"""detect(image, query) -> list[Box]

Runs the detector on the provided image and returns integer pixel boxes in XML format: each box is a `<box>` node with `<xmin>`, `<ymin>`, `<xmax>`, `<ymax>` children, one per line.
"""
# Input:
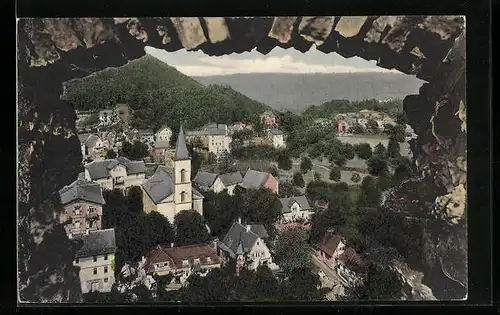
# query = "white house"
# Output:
<box><xmin>155</xmin><ymin>125</ymin><xmax>173</xmax><ymax>144</ymax></box>
<box><xmin>335</xmin><ymin>247</ymin><xmax>368</xmax><ymax>288</ymax></box>
<box><xmin>78</xmin><ymin>134</ymin><xmax>105</xmax><ymax>160</ymax></box>
<box><xmin>267</xmin><ymin>128</ymin><xmax>285</xmax><ymax>148</ymax></box>
<box><xmin>278</xmin><ymin>195</ymin><xmax>313</xmax><ymax>223</ymax></box>
<box><xmin>98</xmin><ymin>109</ymin><xmax>117</xmax><ymax>126</ymax></box>
<box><xmin>140</xmin><ymin>126</ymin><xmax>204</xmax><ymax>223</ymax></box>
<box><xmin>218</xmin><ymin>221</ymin><xmax>275</xmax><ymax>271</ymax></box>
<box><xmin>84</xmin><ymin>156</ymin><xmax>146</xmax><ymax>190</ymax></box>
<box><xmin>316</xmin><ymin>232</ymin><xmax>346</xmax><ymax>269</ymax></box>
<box><xmin>73</xmin><ymin>228</ymin><xmax>116</xmax><ymax>293</ymax></box>
<box><xmin>186</xmin><ymin>123</ymin><xmax>232</xmax><ymax>156</ymax></box>
<box><xmin>138</xmin><ymin>129</ymin><xmax>155</xmax><ymax>149</ymax></box>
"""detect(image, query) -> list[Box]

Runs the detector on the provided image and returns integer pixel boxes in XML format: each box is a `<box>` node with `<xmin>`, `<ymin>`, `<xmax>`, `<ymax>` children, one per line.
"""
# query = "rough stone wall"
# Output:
<box><xmin>17</xmin><ymin>16</ymin><xmax>466</xmax><ymax>301</ymax></box>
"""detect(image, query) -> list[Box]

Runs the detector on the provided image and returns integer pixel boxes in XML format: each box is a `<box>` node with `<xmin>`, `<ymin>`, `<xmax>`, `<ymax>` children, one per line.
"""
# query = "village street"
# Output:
<box><xmin>311</xmin><ymin>253</ymin><xmax>346</xmax><ymax>300</ymax></box>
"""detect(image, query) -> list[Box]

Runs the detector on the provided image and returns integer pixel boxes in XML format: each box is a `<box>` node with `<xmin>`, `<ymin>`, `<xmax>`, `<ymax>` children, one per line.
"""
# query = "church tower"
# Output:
<box><xmin>173</xmin><ymin>126</ymin><xmax>193</xmax><ymax>212</ymax></box>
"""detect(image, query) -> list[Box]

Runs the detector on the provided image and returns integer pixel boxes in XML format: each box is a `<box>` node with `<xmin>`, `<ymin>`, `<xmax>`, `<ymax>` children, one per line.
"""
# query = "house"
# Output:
<box><xmin>314</xmin><ymin>200</ymin><xmax>329</xmax><ymax>210</ymax></box>
<box><xmin>218</xmin><ymin>172</ymin><xmax>243</xmax><ymax>195</ymax></box>
<box><xmin>316</xmin><ymin>232</ymin><xmax>346</xmax><ymax>269</ymax></box>
<box><xmin>78</xmin><ymin>133</ymin><xmax>105</xmax><ymax>160</ymax></box>
<box><xmin>185</xmin><ymin>123</ymin><xmax>232</xmax><ymax>155</ymax></box>
<box><xmin>138</xmin><ymin>129</ymin><xmax>155</xmax><ymax>149</ymax></box>
<box><xmin>337</xmin><ymin>117</ymin><xmax>358</xmax><ymax>133</ymax></box>
<box><xmin>142</xmin><ymin>243</ymin><xmax>221</xmax><ymax>284</ymax></box>
<box><xmin>218</xmin><ymin>221</ymin><xmax>273</xmax><ymax>271</ymax></box>
<box><xmin>193</xmin><ymin>171</ymin><xmax>225</xmax><ymax>193</ymax></box>
<box><xmin>123</xmin><ymin>129</ymin><xmax>139</xmax><ymax>143</ymax></box>
<box><xmin>336</xmin><ymin>247</ymin><xmax>368</xmax><ymax>287</ymax></box>
<box><xmin>98</xmin><ymin>131</ymin><xmax>116</xmax><ymax>149</ymax></box>
<box><xmin>155</xmin><ymin>125</ymin><xmax>173</xmax><ymax>143</ymax></box>
<box><xmin>58</xmin><ymin>179</ymin><xmax>105</xmax><ymax>238</ymax></box>
<box><xmin>239</xmin><ymin>169</ymin><xmax>279</xmax><ymax>194</ymax></box>
<box><xmin>278</xmin><ymin>196</ymin><xmax>313</xmax><ymax>223</ymax></box>
<box><xmin>98</xmin><ymin>109</ymin><xmax>117</xmax><ymax>126</ymax></box>
<box><xmin>73</xmin><ymin>228</ymin><xmax>116</xmax><ymax>293</ymax></box>
<box><xmin>267</xmin><ymin>128</ymin><xmax>285</xmax><ymax>148</ymax></box>
<box><xmin>358</xmin><ymin>109</ymin><xmax>386</xmax><ymax>120</ymax></box>
<box><xmin>84</xmin><ymin>156</ymin><xmax>147</xmax><ymax>190</ymax></box>
<box><xmin>151</xmin><ymin>139</ymin><xmax>170</xmax><ymax>157</ymax></box>
<box><xmin>140</xmin><ymin>126</ymin><xmax>204</xmax><ymax>223</ymax></box>
<box><xmin>193</xmin><ymin>171</ymin><xmax>243</xmax><ymax>195</ymax></box>
<box><xmin>260</xmin><ymin>110</ymin><xmax>276</xmax><ymax>126</ymax></box>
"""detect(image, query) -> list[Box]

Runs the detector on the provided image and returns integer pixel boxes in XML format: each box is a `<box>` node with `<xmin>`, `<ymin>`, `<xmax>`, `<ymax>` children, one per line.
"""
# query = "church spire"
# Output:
<box><xmin>174</xmin><ymin>125</ymin><xmax>191</xmax><ymax>161</ymax></box>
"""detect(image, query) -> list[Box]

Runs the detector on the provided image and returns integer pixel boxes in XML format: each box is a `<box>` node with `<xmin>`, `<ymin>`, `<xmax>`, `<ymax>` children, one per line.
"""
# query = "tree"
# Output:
<box><xmin>357</xmin><ymin>176</ymin><xmax>381</xmax><ymax>208</ymax></box>
<box><xmin>126</xmin><ymin>186</ymin><xmax>143</xmax><ymax>213</ymax></box>
<box><xmin>354</xmin><ymin>143</ymin><xmax>372</xmax><ymax>160</ymax></box>
<box><xmin>313</xmin><ymin>171</ymin><xmax>322</xmax><ymax>181</ymax></box>
<box><xmin>203</xmin><ymin>191</ymin><xmax>240</xmax><ymax>238</ymax></box>
<box><xmin>283</xmin><ymin>268</ymin><xmax>325</xmax><ymax>301</ymax></box>
<box><xmin>330</xmin><ymin>153</ymin><xmax>347</xmax><ymax>167</ymax></box>
<box><xmin>217</xmin><ymin>151</ymin><xmax>236</xmax><ymax>173</ymax></box>
<box><xmin>274</xmin><ymin>228</ymin><xmax>312</xmax><ymax>276</ymax></box>
<box><xmin>241</xmin><ymin>188</ymin><xmax>282</xmax><ymax>230</ymax></box>
<box><xmin>106</xmin><ymin>149</ymin><xmax>117</xmax><ymax>159</ymax></box>
<box><xmin>342</xmin><ymin>143</ymin><xmax>356</xmax><ymax>160</ymax></box>
<box><xmin>329</xmin><ymin>167</ymin><xmax>341</xmax><ymax>181</ymax></box>
<box><xmin>254</xmin><ymin>265</ymin><xmax>281</xmax><ymax>300</ymax></box>
<box><xmin>390</xmin><ymin>125</ymin><xmax>406</xmax><ymax>142</ymax></box>
<box><xmin>292</xmin><ymin>172</ymin><xmax>305</xmax><ymax>188</ymax></box>
<box><xmin>102</xmin><ymin>189</ymin><xmax>126</xmax><ymax>229</ymax></box>
<box><xmin>143</xmin><ymin>211</ymin><xmax>175</xmax><ymax>252</ymax></box>
<box><xmin>350</xmin><ymin>124</ymin><xmax>365</xmax><ymax>134</ymax></box>
<box><xmin>346</xmin><ymin>265</ymin><xmax>403</xmax><ymax>300</ymax></box>
<box><xmin>277</xmin><ymin>151</ymin><xmax>293</xmax><ymax>171</ymax></box>
<box><xmin>300</xmin><ymin>156</ymin><xmax>313</xmax><ymax>173</ymax></box>
<box><xmin>367</xmin><ymin>156</ymin><xmax>389</xmax><ymax>177</ymax></box>
<box><xmin>391</xmin><ymin>157</ymin><xmax>413</xmax><ymax>185</ymax></box>
<box><xmin>278</xmin><ymin>182</ymin><xmax>302</xmax><ymax>198</ymax></box>
<box><xmin>174</xmin><ymin>210</ymin><xmax>210</xmax><ymax>246</ymax></box>
<box><xmin>373</xmin><ymin>143</ymin><xmax>387</xmax><ymax>158</ymax></box>
<box><xmin>396</xmin><ymin>112</ymin><xmax>408</xmax><ymax>126</ymax></box>
<box><xmin>366</xmin><ymin>119</ymin><xmax>379</xmax><ymax>134</ymax></box>
<box><xmin>387</xmin><ymin>138</ymin><xmax>401</xmax><ymax>158</ymax></box>
<box><xmin>120</xmin><ymin>141</ymin><xmax>149</xmax><ymax>160</ymax></box>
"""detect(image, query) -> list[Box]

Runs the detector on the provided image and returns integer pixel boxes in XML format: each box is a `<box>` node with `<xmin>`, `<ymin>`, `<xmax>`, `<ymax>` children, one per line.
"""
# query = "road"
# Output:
<box><xmin>311</xmin><ymin>254</ymin><xmax>346</xmax><ymax>300</ymax></box>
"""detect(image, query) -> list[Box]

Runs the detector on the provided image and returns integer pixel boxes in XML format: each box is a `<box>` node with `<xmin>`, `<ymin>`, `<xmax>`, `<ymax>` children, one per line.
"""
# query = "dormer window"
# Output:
<box><xmin>182</xmin><ymin>260</ymin><xmax>189</xmax><ymax>267</ymax></box>
<box><xmin>206</xmin><ymin>256</ymin><xmax>211</xmax><ymax>263</ymax></box>
<box><xmin>193</xmin><ymin>258</ymin><xmax>200</xmax><ymax>265</ymax></box>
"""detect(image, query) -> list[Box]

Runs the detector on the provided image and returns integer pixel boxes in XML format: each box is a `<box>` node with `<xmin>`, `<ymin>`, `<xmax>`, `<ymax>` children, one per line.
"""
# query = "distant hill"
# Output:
<box><xmin>62</xmin><ymin>55</ymin><xmax>271</xmax><ymax>132</ymax></box>
<box><xmin>193</xmin><ymin>73</ymin><xmax>424</xmax><ymax>113</ymax></box>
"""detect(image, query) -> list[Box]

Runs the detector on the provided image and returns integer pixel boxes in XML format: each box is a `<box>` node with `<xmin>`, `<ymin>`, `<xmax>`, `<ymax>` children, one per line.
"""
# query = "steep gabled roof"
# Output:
<box><xmin>279</xmin><ymin>196</ymin><xmax>311</xmax><ymax>214</ymax></box>
<box><xmin>74</xmin><ymin>228</ymin><xmax>116</xmax><ymax>258</ymax></box>
<box><xmin>239</xmin><ymin>169</ymin><xmax>270</xmax><ymax>190</ymax></box>
<box><xmin>218</xmin><ymin>222</ymin><xmax>268</xmax><ymax>258</ymax></box>
<box><xmin>317</xmin><ymin>232</ymin><xmax>342</xmax><ymax>257</ymax></box>
<box><xmin>141</xmin><ymin>166</ymin><xmax>175</xmax><ymax>203</ymax></box>
<box><xmin>84</xmin><ymin>157</ymin><xmax>146</xmax><ymax>180</ymax></box>
<box><xmin>218</xmin><ymin>172</ymin><xmax>243</xmax><ymax>186</ymax></box>
<box><xmin>174</xmin><ymin>126</ymin><xmax>191</xmax><ymax>161</ymax></box>
<box><xmin>269</xmin><ymin>128</ymin><xmax>283</xmax><ymax>136</ymax></box>
<box><xmin>193</xmin><ymin>171</ymin><xmax>218</xmax><ymax>188</ymax></box>
<box><xmin>58</xmin><ymin>179</ymin><xmax>105</xmax><ymax>205</ymax></box>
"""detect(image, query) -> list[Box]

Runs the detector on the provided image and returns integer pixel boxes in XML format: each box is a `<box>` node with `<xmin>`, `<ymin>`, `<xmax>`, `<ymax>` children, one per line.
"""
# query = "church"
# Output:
<box><xmin>140</xmin><ymin>126</ymin><xmax>204</xmax><ymax>223</ymax></box>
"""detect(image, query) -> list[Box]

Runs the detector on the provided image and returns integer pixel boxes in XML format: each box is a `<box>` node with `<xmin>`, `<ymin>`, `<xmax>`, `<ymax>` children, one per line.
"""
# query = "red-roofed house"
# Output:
<box><xmin>315</xmin><ymin>232</ymin><xmax>346</xmax><ymax>269</ymax></box>
<box><xmin>142</xmin><ymin>243</ymin><xmax>221</xmax><ymax>284</ymax></box>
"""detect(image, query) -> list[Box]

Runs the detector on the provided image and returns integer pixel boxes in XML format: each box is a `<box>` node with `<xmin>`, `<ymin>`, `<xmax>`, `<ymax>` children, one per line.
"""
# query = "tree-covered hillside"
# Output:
<box><xmin>303</xmin><ymin>98</ymin><xmax>403</xmax><ymax>119</ymax></box>
<box><xmin>62</xmin><ymin>55</ymin><xmax>271</xmax><ymax>131</ymax></box>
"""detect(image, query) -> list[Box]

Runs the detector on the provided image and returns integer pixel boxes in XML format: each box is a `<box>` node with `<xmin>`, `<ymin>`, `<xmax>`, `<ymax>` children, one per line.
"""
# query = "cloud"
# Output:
<box><xmin>145</xmin><ymin>46</ymin><xmax>401</xmax><ymax>76</ymax></box>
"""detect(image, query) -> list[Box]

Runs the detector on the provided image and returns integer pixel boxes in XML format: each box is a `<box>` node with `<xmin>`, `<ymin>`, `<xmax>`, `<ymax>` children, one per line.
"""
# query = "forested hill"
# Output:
<box><xmin>302</xmin><ymin>98</ymin><xmax>404</xmax><ymax>119</ymax></box>
<box><xmin>62</xmin><ymin>55</ymin><xmax>271</xmax><ymax>132</ymax></box>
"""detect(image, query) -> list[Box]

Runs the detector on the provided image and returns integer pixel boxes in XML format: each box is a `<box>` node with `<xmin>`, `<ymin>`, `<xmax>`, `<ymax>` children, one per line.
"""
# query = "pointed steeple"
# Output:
<box><xmin>174</xmin><ymin>125</ymin><xmax>191</xmax><ymax>161</ymax></box>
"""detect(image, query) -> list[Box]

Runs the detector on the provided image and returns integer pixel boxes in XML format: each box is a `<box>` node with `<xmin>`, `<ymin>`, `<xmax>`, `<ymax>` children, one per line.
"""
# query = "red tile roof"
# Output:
<box><xmin>317</xmin><ymin>233</ymin><xmax>342</xmax><ymax>256</ymax></box>
<box><xmin>144</xmin><ymin>243</ymin><xmax>220</xmax><ymax>273</ymax></box>
<box><xmin>338</xmin><ymin>247</ymin><xmax>365</xmax><ymax>269</ymax></box>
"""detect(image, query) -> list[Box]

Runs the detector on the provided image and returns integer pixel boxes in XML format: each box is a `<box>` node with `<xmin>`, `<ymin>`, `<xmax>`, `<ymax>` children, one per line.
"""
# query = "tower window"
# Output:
<box><xmin>181</xmin><ymin>191</ymin><xmax>186</xmax><ymax>203</ymax></box>
<box><xmin>181</xmin><ymin>169</ymin><xmax>187</xmax><ymax>182</ymax></box>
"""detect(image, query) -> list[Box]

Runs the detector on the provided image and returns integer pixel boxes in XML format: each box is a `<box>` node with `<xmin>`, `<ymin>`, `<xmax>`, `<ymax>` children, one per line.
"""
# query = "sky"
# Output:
<box><xmin>145</xmin><ymin>46</ymin><xmax>401</xmax><ymax>77</ymax></box>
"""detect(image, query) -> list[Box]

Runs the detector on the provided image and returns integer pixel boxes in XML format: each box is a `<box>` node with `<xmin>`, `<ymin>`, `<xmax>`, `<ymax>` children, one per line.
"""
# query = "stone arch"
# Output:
<box><xmin>17</xmin><ymin>16</ymin><xmax>468</xmax><ymax>301</ymax></box>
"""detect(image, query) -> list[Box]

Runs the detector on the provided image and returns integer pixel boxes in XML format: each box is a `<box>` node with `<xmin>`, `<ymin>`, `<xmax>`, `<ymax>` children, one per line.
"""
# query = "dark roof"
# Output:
<box><xmin>317</xmin><ymin>233</ymin><xmax>342</xmax><ymax>256</ymax></box>
<box><xmin>85</xmin><ymin>134</ymin><xmax>101</xmax><ymax>149</ymax></box>
<box><xmin>239</xmin><ymin>169</ymin><xmax>270</xmax><ymax>190</ymax></box>
<box><xmin>174</xmin><ymin>126</ymin><xmax>191</xmax><ymax>161</ymax></box>
<box><xmin>154</xmin><ymin>139</ymin><xmax>170</xmax><ymax>149</ymax></box>
<box><xmin>78</xmin><ymin>133</ymin><xmax>91</xmax><ymax>144</ymax></box>
<box><xmin>144</xmin><ymin>244</ymin><xmax>220</xmax><ymax>273</ymax></box>
<box><xmin>141</xmin><ymin>166</ymin><xmax>175</xmax><ymax>203</ymax></box>
<box><xmin>59</xmin><ymin>179</ymin><xmax>105</xmax><ymax>205</ymax></box>
<box><xmin>218</xmin><ymin>222</ymin><xmax>268</xmax><ymax>258</ymax></box>
<box><xmin>218</xmin><ymin>172</ymin><xmax>243</xmax><ymax>186</ymax></box>
<box><xmin>193</xmin><ymin>171</ymin><xmax>218</xmax><ymax>188</ymax></box>
<box><xmin>338</xmin><ymin>247</ymin><xmax>367</xmax><ymax>273</ymax></box>
<box><xmin>192</xmin><ymin>187</ymin><xmax>204</xmax><ymax>199</ymax></box>
<box><xmin>279</xmin><ymin>196</ymin><xmax>311</xmax><ymax>214</ymax></box>
<box><xmin>138</xmin><ymin>129</ymin><xmax>154</xmax><ymax>135</ymax></box>
<box><xmin>75</xmin><ymin>228</ymin><xmax>116</xmax><ymax>258</ymax></box>
<box><xmin>186</xmin><ymin>123</ymin><xmax>228</xmax><ymax>136</ymax></box>
<box><xmin>84</xmin><ymin>157</ymin><xmax>146</xmax><ymax>180</ymax></box>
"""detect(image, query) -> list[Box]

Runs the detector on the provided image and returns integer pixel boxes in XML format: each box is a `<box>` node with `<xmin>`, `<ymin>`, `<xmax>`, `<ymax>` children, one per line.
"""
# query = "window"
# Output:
<box><xmin>206</xmin><ymin>256</ymin><xmax>211</xmax><ymax>263</ymax></box>
<box><xmin>104</xmin><ymin>254</ymin><xmax>108</xmax><ymax>261</ymax></box>
<box><xmin>180</xmin><ymin>191</ymin><xmax>186</xmax><ymax>203</ymax></box>
<box><xmin>194</xmin><ymin>258</ymin><xmax>200</xmax><ymax>265</ymax></box>
<box><xmin>104</xmin><ymin>266</ymin><xmax>108</xmax><ymax>274</ymax></box>
<box><xmin>75</xmin><ymin>258</ymin><xmax>79</xmax><ymax>264</ymax></box>
<box><xmin>104</xmin><ymin>278</ymin><xmax>108</xmax><ymax>283</ymax></box>
<box><xmin>88</xmin><ymin>206</ymin><xmax>95</xmax><ymax>214</ymax></box>
<box><xmin>93</xmin><ymin>268</ymin><xmax>97</xmax><ymax>275</ymax></box>
<box><xmin>163</xmin><ymin>262</ymin><xmax>169</xmax><ymax>267</ymax></box>
<box><xmin>257</xmin><ymin>241</ymin><xmax>259</xmax><ymax>245</ymax></box>
<box><xmin>180</xmin><ymin>169</ymin><xmax>187</xmax><ymax>182</ymax></box>
<box><xmin>93</xmin><ymin>256</ymin><xmax>97</xmax><ymax>262</ymax></box>
<box><xmin>74</xmin><ymin>221</ymin><xmax>80</xmax><ymax>229</ymax></box>
<box><xmin>182</xmin><ymin>260</ymin><xmax>189</xmax><ymax>267</ymax></box>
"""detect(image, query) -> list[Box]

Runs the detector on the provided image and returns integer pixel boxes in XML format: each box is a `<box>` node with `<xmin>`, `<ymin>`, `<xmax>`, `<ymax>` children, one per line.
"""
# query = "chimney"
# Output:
<box><xmin>170</xmin><ymin>243</ymin><xmax>174</xmax><ymax>248</ymax></box>
<box><xmin>246</xmin><ymin>225</ymin><xmax>251</xmax><ymax>232</ymax></box>
<box><xmin>238</xmin><ymin>217</ymin><xmax>242</xmax><ymax>224</ymax></box>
